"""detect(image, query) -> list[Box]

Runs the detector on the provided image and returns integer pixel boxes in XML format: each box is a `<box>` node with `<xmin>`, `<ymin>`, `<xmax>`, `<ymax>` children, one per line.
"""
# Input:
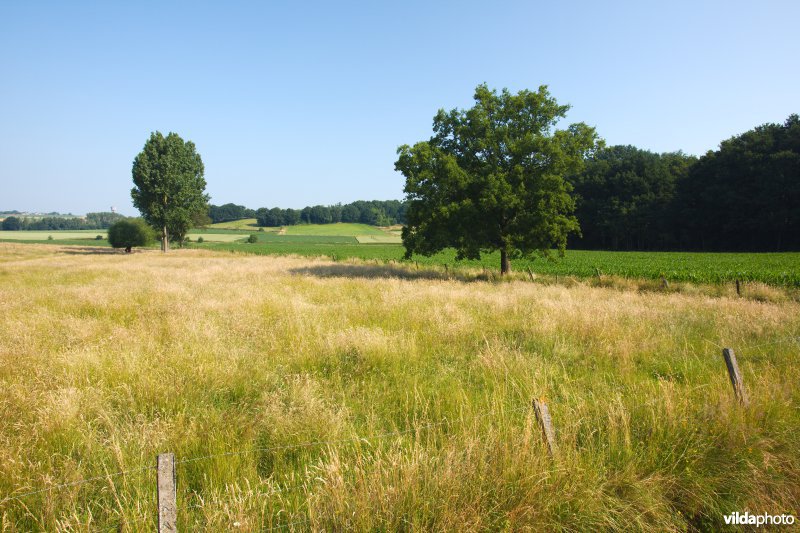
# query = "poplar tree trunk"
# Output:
<box><xmin>500</xmin><ymin>249</ymin><xmax>511</xmax><ymax>275</ymax></box>
<box><xmin>161</xmin><ymin>225</ymin><xmax>169</xmax><ymax>252</ymax></box>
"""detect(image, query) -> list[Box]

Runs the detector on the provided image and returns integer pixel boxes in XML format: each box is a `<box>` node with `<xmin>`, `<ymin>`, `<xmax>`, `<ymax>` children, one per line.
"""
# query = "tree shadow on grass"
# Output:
<box><xmin>60</xmin><ymin>246</ymin><xmax>132</xmax><ymax>255</ymax></box>
<box><xmin>289</xmin><ymin>262</ymin><xmax>485</xmax><ymax>282</ymax></box>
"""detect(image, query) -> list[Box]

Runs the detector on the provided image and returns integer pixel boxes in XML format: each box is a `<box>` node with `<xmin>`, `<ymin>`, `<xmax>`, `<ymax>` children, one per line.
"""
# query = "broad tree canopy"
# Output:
<box><xmin>395</xmin><ymin>84</ymin><xmax>601</xmax><ymax>274</ymax></box>
<box><xmin>131</xmin><ymin>132</ymin><xmax>209</xmax><ymax>252</ymax></box>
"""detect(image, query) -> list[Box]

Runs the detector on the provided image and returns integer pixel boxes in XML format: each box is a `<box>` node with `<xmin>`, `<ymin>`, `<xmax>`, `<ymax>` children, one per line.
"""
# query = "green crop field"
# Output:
<box><xmin>251</xmin><ymin>233</ymin><xmax>359</xmax><ymax>244</ymax></box>
<box><xmin>284</xmin><ymin>223</ymin><xmax>389</xmax><ymax>236</ymax></box>
<box><xmin>207</xmin><ymin>218</ymin><xmax>262</xmax><ymax>230</ymax></box>
<box><xmin>355</xmin><ymin>234</ymin><xmax>403</xmax><ymax>244</ymax></box>
<box><xmin>187</xmin><ymin>233</ymin><xmax>250</xmax><ymax>242</ymax></box>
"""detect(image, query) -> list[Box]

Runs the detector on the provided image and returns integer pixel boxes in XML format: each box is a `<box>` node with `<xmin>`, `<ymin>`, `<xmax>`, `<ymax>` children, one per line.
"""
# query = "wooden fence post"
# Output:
<box><xmin>722</xmin><ymin>348</ymin><xmax>749</xmax><ymax>406</ymax></box>
<box><xmin>532</xmin><ymin>399</ymin><xmax>557</xmax><ymax>457</ymax></box>
<box><xmin>527</xmin><ymin>267</ymin><xmax>535</xmax><ymax>282</ymax></box>
<box><xmin>157</xmin><ymin>453</ymin><xmax>177</xmax><ymax>533</ymax></box>
<box><xmin>736</xmin><ymin>279</ymin><xmax>741</xmax><ymax>296</ymax></box>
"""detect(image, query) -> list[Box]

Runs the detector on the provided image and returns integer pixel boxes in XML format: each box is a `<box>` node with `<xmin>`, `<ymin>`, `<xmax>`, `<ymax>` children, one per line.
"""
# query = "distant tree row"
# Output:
<box><xmin>207</xmin><ymin>200</ymin><xmax>407</xmax><ymax>227</ymax></box>
<box><xmin>257</xmin><ymin>200</ymin><xmax>406</xmax><ymax>227</ymax></box>
<box><xmin>1</xmin><ymin>212</ymin><xmax>125</xmax><ymax>231</ymax></box>
<box><xmin>208</xmin><ymin>203</ymin><xmax>257</xmax><ymax>223</ymax></box>
<box><xmin>568</xmin><ymin>114</ymin><xmax>799</xmax><ymax>252</ymax></box>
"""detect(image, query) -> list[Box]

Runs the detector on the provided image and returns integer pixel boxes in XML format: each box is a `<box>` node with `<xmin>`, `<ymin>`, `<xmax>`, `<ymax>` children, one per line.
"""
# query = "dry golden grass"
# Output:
<box><xmin>0</xmin><ymin>243</ymin><xmax>798</xmax><ymax>531</ymax></box>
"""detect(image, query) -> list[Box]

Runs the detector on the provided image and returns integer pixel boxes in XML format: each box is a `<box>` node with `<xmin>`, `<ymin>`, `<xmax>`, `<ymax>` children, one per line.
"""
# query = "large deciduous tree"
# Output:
<box><xmin>395</xmin><ymin>84</ymin><xmax>601</xmax><ymax>274</ymax></box>
<box><xmin>131</xmin><ymin>132</ymin><xmax>209</xmax><ymax>252</ymax></box>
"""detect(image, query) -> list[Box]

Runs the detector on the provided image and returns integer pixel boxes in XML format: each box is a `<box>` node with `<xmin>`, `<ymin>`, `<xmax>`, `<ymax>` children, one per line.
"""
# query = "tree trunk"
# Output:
<box><xmin>161</xmin><ymin>225</ymin><xmax>169</xmax><ymax>253</ymax></box>
<box><xmin>500</xmin><ymin>249</ymin><xmax>511</xmax><ymax>275</ymax></box>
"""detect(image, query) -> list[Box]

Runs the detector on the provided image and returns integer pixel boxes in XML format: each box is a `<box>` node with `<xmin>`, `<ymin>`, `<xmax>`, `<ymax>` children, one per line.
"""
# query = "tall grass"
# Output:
<box><xmin>0</xmin><ymin>243</ymin><xmax>797</xmax><ymax>531</ymax></box>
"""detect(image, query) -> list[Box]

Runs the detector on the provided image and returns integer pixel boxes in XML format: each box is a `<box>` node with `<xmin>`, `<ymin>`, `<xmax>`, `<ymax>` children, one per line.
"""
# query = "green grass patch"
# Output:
<box><xmin>250</xmin><ymin>233</ymin><xmax>359</xmax><ymax>244</ymax></box>
<box><xmin>284</xmin><ymin>223</ymin><xmax>388</xmax><ymax>236</ymax></box>
<box><xmin>207</xmin><ymin>218</ymin><xmax>262</xmax><ymax>230</ymax></box>
<box><xmin>355</xmin><ymin>234</ymin><xmax>403</xmax><ymax>244</ymax></box>
<box><xmin>0</xmin><ymin>230</ymin><xmax>107</xmax><ymax>240</ymax></box>
<box><xmin>187</xmin><ymin>233</ymin><xmax>249</xmax><ymax>243</ymax></box>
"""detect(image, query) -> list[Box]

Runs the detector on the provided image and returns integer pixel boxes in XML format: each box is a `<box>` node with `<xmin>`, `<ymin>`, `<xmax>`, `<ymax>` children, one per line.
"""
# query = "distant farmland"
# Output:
<box><xmin>2</xmin><ymin>222</ymin><xmax>798</xmax><ymax>286</ymax></box>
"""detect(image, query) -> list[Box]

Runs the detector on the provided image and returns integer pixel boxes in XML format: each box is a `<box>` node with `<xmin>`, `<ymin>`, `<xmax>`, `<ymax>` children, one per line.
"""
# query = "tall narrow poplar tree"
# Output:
<box><xmin>131</xmin><ymin>132</ymin><xmax>209</xmax><ymax>252</ymax></box>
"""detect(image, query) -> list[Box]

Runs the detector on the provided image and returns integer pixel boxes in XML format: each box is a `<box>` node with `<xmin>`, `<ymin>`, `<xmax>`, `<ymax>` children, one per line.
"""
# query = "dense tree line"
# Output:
<box><xmin>568</xmin><ymin>146</ymin><xmax>696</xmax><ymax>250</ymax></box>
<box><xmin>677</xmin><ymin>114</ymin><xmax>799</xmax><ymax>251</ymax></box>
<box><xmin>1</xmin><ymin>212</ymin><xmax>125</xmax><ymax>231</ymax></box>
<box><xmin>208</xmin><ymin>203</ymin><xmax>256</xmax><ymax>223</ymax></box>
<box><xmin>207</xmin><ymin>200</ymin><xmax>407</xmax><ymax>227</ymax></box>
<box><xmin>569</xmin><ymin>115</ymin><xmax>799</xmax><ymax>252</ymax></box>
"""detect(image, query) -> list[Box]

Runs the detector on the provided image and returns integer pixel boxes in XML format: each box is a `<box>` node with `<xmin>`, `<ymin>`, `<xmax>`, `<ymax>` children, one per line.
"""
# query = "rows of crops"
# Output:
<box><xmin>196</xmin><ymin>241</ymin><xmax>800</xmax><ymax>287</ymax></box>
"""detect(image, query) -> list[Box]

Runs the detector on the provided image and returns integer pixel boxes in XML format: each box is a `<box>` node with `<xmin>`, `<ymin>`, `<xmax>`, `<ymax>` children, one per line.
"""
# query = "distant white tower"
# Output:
<box><xmin>111</xmin><ymin>206</ymin><xmax>116</xmax><ymax>214</ymax></box>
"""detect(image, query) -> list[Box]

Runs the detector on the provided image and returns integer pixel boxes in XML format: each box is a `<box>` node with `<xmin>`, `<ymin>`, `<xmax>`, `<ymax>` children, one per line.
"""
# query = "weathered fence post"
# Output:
<box><xmin>157</xmin><ymin>453</ymin><xmax>177</xmax><ymax>533</ymax></box>
<box><xmin>532</xmin><ymin>398</ymin><xmax>557</xmax><ymax>457</ymax></box>
<box><xmin>736</xmin><ymin>279</ymin><xmax>741</xmax><ymax>296</ymax></box>
<box><xmin>527</xmin><ymin>267</ymin><xmax>535</xmax><ymax>282</ymax></box>
<box><xmin>722</xmin><ymin>348</ymin><xmax>749</xmax><ymax>406</ymax></box>
<box><xmin>661</xmin><ymin>276</ymin><xmax>669</xmax><ymax>289</ymax></box>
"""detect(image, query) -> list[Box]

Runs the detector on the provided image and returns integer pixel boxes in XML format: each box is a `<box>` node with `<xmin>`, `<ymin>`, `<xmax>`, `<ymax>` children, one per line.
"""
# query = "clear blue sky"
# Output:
<box><xmin>1</xmin><ymin>1</ymin><xmax>798</xmax><ymax>216</ymax></box>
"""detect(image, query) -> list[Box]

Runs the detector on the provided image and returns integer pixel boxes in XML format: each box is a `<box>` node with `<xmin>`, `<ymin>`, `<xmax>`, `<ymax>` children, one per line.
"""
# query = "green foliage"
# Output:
<box><xmin>253</xmin><ymin>200</ymin><xmax>406</xmax><ymax>228</ymax></box>
<box><xmin>131</xmin><ymin>131</ymin><xmax>209</xmax><ymax>251</ymax></box>
<box><xmin>678</xmin><ymin>114</ymin><xmax>800</xmax><ymax>251</ymax></box>
<box><xmin>197</xmin><ymin>236</ymin><xmax>204</xmax><ymax>243</ymax></box>
<box><xmin>396</xmin><ymin>84</ymin><xmax>601</xmax><ymax>273</ymax></box>
<box><xmin>1</xmin><ymin>212</ymin><xmax>123</xmax><ymax>231</ymax></box>
<box><xmin>107</xmin><ymin>218</ymin><xmax>155</xmax><ymax>251</ymax></box>
<box><xmin>208</xmin><ymin>203</ymin><xmax>256</xmax><ymax>223</ymax></box>
<box><xmin>569</xmin><ymin>146</ymin><xmax>696</xmax><ymax>250</ymax></box>
<box><xmin>247</xmin><ymin>234</ymin><xmax>258</xmax><ymax>243</ymax></box>
<box><xmin>95</xmin><ymin>235</ymin><xmax>104</xmax><ymax>240</ymax></box>
<box><xmin>1</xmin><ymin>216</ymin><xmax>21</xmax><ymax>230</ymax></box>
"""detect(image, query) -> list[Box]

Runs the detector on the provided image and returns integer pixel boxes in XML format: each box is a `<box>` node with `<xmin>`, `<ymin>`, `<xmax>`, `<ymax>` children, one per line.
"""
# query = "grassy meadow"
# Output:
<box><xmin>0</xmin><ymin>242</ymin><xmax>798</xmax><ymax>531</ymax></box>
<box><xmin>207</xmin><ymin>218</ymin><xmax>262</xmax><ymax>230</ymax></box>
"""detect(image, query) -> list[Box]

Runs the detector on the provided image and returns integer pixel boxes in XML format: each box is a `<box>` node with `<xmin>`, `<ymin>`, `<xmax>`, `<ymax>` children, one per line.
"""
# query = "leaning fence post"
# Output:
<box><xmin>532</xmin><ymin>398</ymin><xmax>557</xmax><ymax>457</ymax></box>
<box><xmin>157</xmin><ymin>453</ymin><xmax>177</xmax><ymax>533</ymax></box>
<box><xmin>527</xmin><ymin>267</ymin><xmax>535</xmax><ymax>282</ymax></box>
<box><xmin>722</xmin><ymin>348</ymin><xmax>749</xmax><ymax>406</ymax></box>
